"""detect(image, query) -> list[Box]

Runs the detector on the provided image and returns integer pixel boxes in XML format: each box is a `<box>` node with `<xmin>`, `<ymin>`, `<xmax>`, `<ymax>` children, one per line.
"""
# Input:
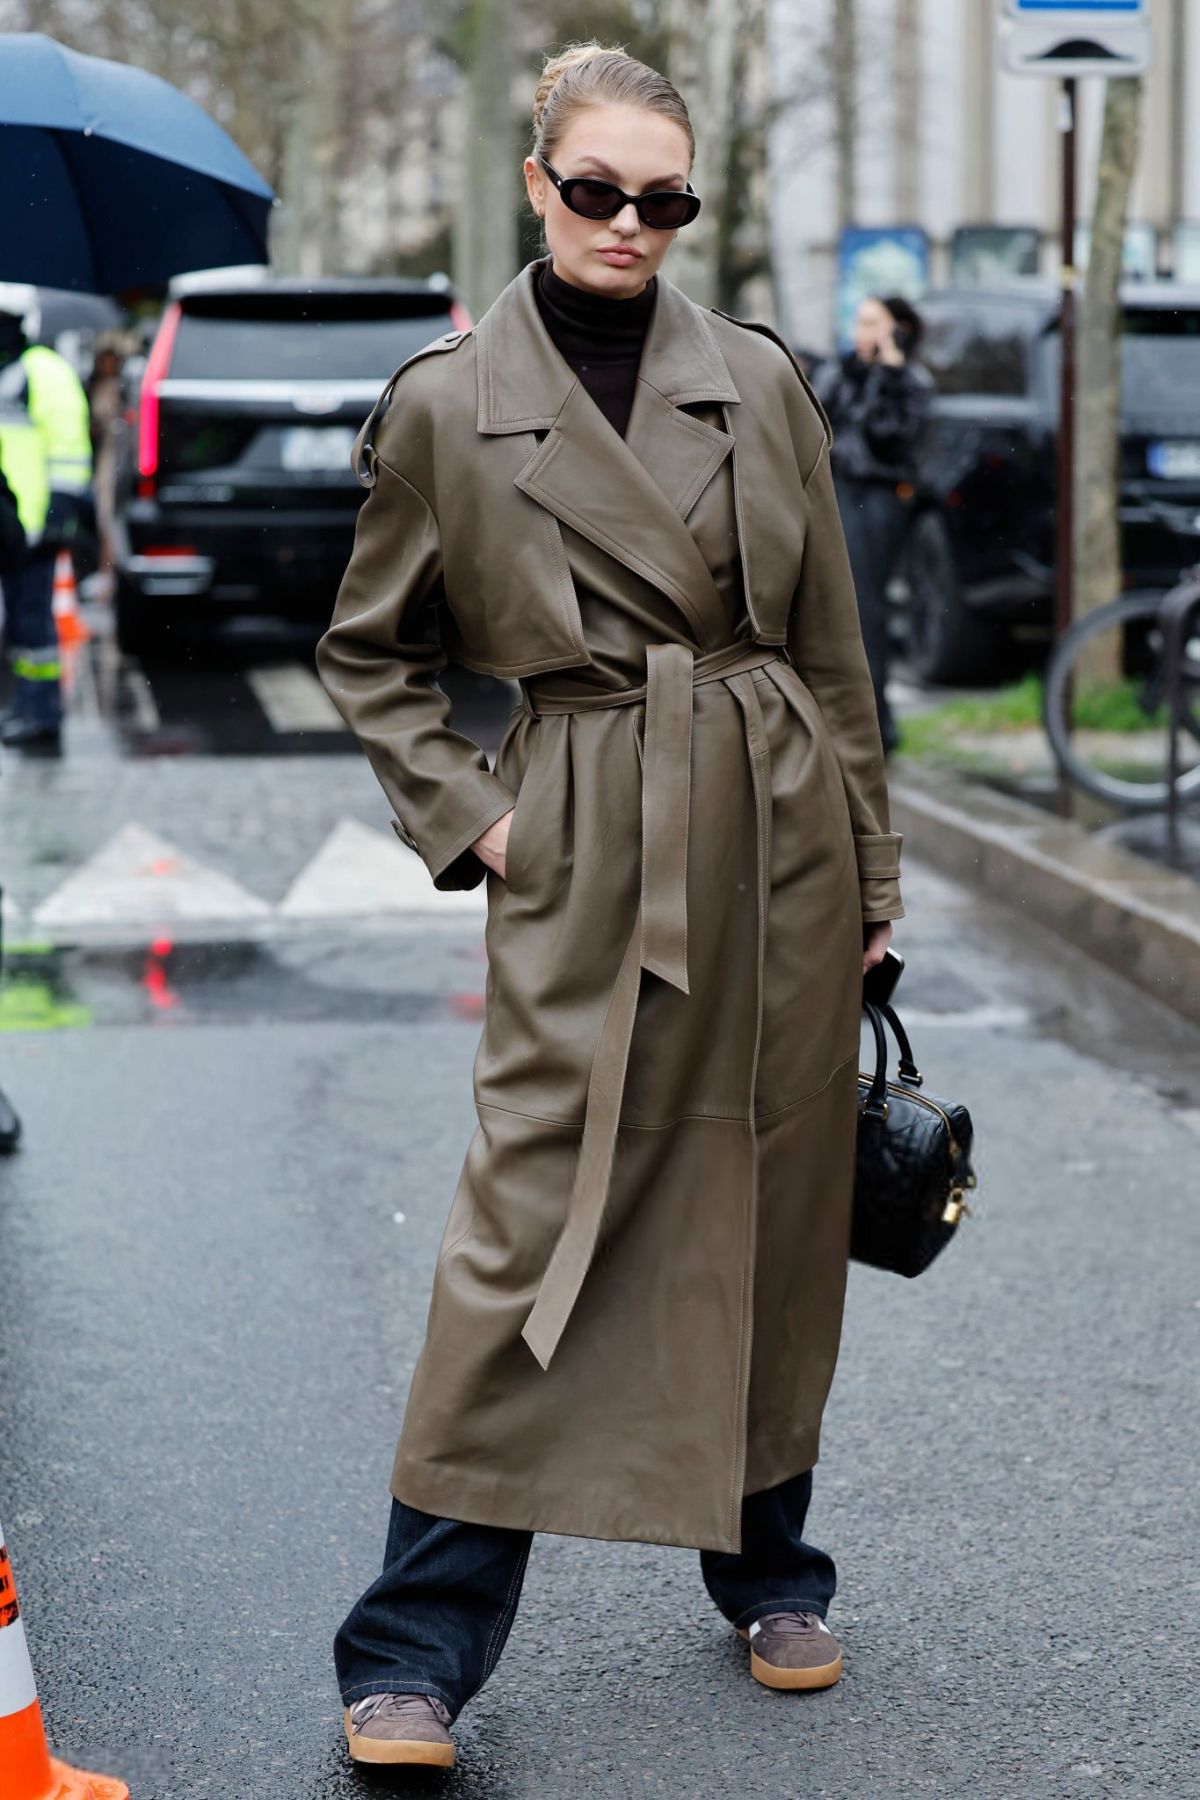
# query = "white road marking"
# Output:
<box><xmin>33</xmin><ymin>823</ymin><xmax>271</xmax><ymax>935</ymax></box>
<box><xmin>245</xmin><ymin>663</ymin><xmax>347</xmax><ymax>734</ymax></box>
<box><xmin>279</xmin><ymin>819</ymin><xmax>486</xmax><ymax>918</ymax></box>
<box><xmin>124</xmin><ymin>663</ymin><xmax>161</xmax><ymax>731</ymax></box>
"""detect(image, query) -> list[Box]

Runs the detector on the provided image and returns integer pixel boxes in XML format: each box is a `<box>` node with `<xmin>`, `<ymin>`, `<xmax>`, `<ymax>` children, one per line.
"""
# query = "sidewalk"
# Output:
<box><xmin>887</xmin><ymin>756</ymin><xmax>1200</xmax><ymax>1030</ymax></box>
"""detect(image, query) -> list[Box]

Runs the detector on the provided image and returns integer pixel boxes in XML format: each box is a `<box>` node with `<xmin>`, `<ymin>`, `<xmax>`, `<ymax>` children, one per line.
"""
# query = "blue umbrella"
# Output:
<box><xmin>0</xmin><ymin>33</ymin><xmax>276</xmax><ymax>293</ymax></box>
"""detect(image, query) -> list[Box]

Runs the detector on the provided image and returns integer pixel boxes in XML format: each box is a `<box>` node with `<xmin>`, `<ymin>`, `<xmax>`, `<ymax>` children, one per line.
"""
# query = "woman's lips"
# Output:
<box><xmin>597</xmin><ymin>248</ymin><xmax>641</xmax><ymax>264</ymax></box>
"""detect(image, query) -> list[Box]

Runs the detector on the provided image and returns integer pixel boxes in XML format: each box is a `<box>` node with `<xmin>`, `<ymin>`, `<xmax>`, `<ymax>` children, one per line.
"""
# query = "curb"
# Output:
<box><xmin>888</xmin><ymin>762</ymin><xmax>1200</xmax><ymax>1030</ymax></box>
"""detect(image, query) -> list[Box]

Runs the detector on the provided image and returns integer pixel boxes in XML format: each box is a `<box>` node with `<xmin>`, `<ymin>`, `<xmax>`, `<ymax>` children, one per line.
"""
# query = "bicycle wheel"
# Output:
<box><xmin>1041</xmin><ymin>591</ymin><xmax>1200</xmax><ymax>811</ymax></box>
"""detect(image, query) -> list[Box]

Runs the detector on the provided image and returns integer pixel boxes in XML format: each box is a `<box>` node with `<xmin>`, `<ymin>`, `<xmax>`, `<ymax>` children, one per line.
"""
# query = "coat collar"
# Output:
<box><xmin>475</xmin><ymin>254</ymin><xmax>740</xmax><ymax>432</ymax></box>
<box><xmin>474</xmin><ymin>256</ymin><xmax>741</xmax><ymax>649</ymax></box>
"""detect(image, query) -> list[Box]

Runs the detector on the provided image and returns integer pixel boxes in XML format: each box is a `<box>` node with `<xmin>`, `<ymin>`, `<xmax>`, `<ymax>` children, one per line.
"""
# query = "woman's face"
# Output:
<box><xmin>523</xmin><ymin>103</ymin><xmax>693</xmax><ymax>298</ymax></box>
<box><xmin>853</xmin><ymin>298</ymin><xmax>894</xmax><ymax>362</ymax></box>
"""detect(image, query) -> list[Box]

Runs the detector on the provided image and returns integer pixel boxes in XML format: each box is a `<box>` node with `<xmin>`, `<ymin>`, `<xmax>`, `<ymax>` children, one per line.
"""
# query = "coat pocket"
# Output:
<box><xmin>502</xmin><ymin>774</ymin><xmax>533</xmax><ymax>889</ymax></box>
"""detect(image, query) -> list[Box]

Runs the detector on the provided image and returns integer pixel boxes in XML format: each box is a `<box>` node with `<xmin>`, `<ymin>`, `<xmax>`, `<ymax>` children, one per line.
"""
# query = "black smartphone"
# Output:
<box><xmin>863</xmin><ymin>945</ymin><xmax>904</xmax><ymax>1007</ymax></box>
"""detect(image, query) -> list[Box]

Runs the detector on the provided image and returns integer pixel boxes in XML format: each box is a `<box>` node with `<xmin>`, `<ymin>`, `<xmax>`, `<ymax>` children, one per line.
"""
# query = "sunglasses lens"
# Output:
<box><xmin>568</xmin><ymin>180</ymin><xmax>624</xmax><ymax>220</ymax></box>
<box><xmin>639</xmin><ymin>192</ymin><xmax>695</xmax><ymax>230</ymax></box>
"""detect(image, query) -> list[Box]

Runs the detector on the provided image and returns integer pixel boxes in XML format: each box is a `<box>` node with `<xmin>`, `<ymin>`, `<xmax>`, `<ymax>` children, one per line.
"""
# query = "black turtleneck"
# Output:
<box><xmin>534</xmin><ymin>258</ymin><xmax>656</xmax><ymax>439</ymax></box>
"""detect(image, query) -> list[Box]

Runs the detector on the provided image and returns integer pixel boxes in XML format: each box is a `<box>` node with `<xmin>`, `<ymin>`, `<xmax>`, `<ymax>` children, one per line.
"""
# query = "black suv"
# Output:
<box><xmin>896</xmin><ymin>281</ymin><xmax>1200</xmax><ymax>683</ymax></box>
<box><xmin>112</xmin><ymin>278</ymin><xmax>469</xmax><ymax>655</ymax></box>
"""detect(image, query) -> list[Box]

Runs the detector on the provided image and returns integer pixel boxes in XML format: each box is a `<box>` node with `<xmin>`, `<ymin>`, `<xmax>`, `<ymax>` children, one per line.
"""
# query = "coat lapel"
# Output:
<box><xmin>475</xmin><ymin>258</ymin><xmax>741</xmax><ymax>650</ymax></box>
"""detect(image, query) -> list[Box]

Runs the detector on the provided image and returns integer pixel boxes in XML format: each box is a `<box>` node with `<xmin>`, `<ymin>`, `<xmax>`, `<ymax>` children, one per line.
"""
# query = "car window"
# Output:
<box><xmin>919</xmin><ymin>305</ymin><xmax>1031</xmax><ymax>397</ymax></box>
<box><xmin>170</xmin><ymin>311</ymin><xmax>452</xmax><ymax>380</ymax></box>
<box><xmin>1120</xmin><ymin>309</ymin><xmax>1200</xmax><ymax>417</ymax></box>
<box><xmin>1037</xmin><ymin>307</ymin><xmax>1200</xmax><ymax>421</ymax></box>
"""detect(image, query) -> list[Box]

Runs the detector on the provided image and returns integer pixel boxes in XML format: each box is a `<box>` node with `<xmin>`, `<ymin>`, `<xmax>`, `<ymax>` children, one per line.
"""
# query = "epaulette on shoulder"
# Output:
<box><xmin>709</xmin><ymin>306</ymin><xmax>832</xmax><ymax>448</ymax></box>
<box><xmin>353</xmin><ymin>326</ymin><xmax>473</xmax><ymax>488</ymax></box>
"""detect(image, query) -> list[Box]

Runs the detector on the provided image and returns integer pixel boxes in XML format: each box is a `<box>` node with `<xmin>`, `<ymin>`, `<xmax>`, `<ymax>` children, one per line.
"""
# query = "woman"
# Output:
<box><xmin>810</xmin><ymin>296</ymin><xmax>933</xmax><ymax>757</ymax></box>
<box><xmin>318</xmin><ymin>41</ymin><xmax>904</xmax><ymax>1771</ymax></box>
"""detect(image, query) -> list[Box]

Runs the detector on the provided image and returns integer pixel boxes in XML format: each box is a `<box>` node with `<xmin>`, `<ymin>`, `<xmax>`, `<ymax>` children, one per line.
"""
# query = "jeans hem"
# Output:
<box><xmin>339</xmin><ymin>1678</ymin><xmax>459</xmax><ymax>1719</ymax></box>
<box><xmin>727</xmin><ymin>1597</ymin><xmax>831</xmax><ymax>1630</ymax></box>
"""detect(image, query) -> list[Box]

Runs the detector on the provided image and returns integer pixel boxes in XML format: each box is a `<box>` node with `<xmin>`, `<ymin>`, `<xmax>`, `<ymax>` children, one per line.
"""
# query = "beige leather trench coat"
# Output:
<box><xmin>316</xmin><ymin>255</ymin><xmax>905</xmax><ymax>1553</ymax></box>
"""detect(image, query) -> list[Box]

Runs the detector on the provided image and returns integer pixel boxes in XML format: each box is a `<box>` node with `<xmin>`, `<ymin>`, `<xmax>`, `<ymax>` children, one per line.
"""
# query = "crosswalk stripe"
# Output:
<box><xmin>244</xmin><ymin>663</ymin><xmax>347</xmax><ymax>734</ymax></box>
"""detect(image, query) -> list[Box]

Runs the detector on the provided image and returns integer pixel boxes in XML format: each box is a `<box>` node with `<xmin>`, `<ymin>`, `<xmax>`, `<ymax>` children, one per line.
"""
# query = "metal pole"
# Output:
<box><xmin>1056</xmin><ymin>78</ymin><xmax>1078</xmax><ymax>808</ymax></box>
<box><xmin>1056</xmin><ymin>76</ymin><xmax>1077</xmax><ymax>646</ymax></box>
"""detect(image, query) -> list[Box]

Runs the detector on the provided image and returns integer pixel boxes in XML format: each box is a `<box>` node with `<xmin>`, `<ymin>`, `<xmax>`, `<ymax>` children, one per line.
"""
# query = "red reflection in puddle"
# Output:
<box><xmin>143</xmin><ymin>938</ymin><xmax>181</xmax><ymax>1010</ymax></box>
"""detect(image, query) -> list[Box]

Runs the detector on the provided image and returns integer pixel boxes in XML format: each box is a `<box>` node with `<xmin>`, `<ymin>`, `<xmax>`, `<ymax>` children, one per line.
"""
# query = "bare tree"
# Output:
<box><xmin>832</xmin><ymin>0</ymin><xmax>857</xmax><ymax>234</ymax></box>
<box><xmin>451</xmin><ymin>0</ymin><xmax>518</xmax><ymax>315</ymax></box>
<box><xmin>663</xmin><ymin>0</ymin><xmax>737</xmax><ymax>306</ymax></box>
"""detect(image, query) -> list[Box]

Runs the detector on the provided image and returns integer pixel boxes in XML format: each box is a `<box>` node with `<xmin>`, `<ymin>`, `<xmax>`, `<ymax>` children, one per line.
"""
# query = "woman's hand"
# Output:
<box><xmin>876</xmin><ymin>318</ymin><xmax>906</xmax><ymax>369</ymax></box>
<box><xmin>472</xmin><ymin>809</ymin><xmax>515</xmax><ymax>879</ymax></box>
<box><xmin>862</xmin><ymin>920</ymin><xmax>893</xmax><ymax>975</ymax></box>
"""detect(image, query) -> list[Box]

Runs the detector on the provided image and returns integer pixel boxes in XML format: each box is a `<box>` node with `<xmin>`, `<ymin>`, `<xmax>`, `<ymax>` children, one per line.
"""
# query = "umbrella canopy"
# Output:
<box><xmin>0</xmin><ymin>33</ymin><xmax>276</xmax><ymax>294</ymax></box>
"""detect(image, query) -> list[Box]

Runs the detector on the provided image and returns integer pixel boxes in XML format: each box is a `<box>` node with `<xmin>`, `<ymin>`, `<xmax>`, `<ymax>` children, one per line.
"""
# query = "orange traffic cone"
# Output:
<box><xmin>52</xmin><ymin>552</ymin><xmax>90</xmax><ymax>649</ymax></box>
<box><xmin>0</xmin><ymin>1522</ymin><xmax>129</xmax><ymax>1799</ymax></box>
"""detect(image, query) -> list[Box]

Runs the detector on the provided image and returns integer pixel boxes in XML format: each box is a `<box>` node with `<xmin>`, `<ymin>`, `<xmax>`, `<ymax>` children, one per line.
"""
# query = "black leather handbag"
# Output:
<box><xmin>853</xmin><ymin>999</ymin><xmax>977</xmax><ymax>1277</ymax></box>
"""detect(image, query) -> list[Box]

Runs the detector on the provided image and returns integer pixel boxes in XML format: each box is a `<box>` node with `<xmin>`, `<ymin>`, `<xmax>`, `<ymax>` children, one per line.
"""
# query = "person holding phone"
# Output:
<box><xmin>809</xmin><ymin>295</ymin><xmax>933</xmax><ymax>757</ymax></box>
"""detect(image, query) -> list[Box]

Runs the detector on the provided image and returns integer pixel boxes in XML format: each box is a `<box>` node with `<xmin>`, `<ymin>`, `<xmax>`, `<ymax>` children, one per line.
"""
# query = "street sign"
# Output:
<box><xmin>1004</xmin><ymin>1</ymin><xmax>1146</xmax><ymax>15</ymax></box>
<box><xmin>1001</xmin><ymin>0</ymin><xmax>1153</xmax><ymax>78</ymax></box>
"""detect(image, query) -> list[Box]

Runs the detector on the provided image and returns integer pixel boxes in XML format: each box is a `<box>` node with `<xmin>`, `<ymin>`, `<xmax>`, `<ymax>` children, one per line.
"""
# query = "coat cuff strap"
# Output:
<box><xmin>854</xmin><ymin>830</ymin><xmax>904</xmax><ymax>923</ymax></box>
<box><xmin>404</xmin><ymin>779</ymin><xmax>516</xmax><ymax>892</ymax></box>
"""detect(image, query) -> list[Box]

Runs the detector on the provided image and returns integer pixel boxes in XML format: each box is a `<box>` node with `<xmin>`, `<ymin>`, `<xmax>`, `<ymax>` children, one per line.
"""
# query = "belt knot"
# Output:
<box><xmin>519</xmin><ymin>639</ymin><xmax>784</xmax><ymax>1369</ymax></box>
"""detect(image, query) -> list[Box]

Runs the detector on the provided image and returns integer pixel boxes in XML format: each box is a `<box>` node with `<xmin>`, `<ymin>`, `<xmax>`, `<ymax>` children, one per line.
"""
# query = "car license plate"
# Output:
<box><xmin>280</xmin><ymin>425</ymin><xmax>357</xmax><ymax>472</ymax></box>
<box><xmin>1147</xmin><ymin>440</ymin><xmax>1200</xmax><ymax>481</ymax></box>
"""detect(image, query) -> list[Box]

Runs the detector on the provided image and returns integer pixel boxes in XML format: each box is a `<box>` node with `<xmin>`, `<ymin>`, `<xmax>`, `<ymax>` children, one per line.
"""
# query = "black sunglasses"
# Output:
<box><xmin>538</xmin><ymin>155</ymin><xmax>701</xmax><ymax>231</ymax></box>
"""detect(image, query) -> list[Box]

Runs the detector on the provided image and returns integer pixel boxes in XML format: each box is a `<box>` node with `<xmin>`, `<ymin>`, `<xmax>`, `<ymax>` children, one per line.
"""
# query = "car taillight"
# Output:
<box><xmin>137</xmin><ymin>301</ymin><xmax>183</xmax><ymax>488</ymax></box>
<box><xmin>448</xmin><ymin>299</ymin><xmax>473</xmax><ymax>332</ymax></box>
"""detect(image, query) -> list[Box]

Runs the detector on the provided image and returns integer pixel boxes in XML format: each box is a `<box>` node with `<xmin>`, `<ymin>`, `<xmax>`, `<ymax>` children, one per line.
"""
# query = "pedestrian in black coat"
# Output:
<box><xmin>809</xmin><ymin>295</ymin><xmax>933</xmax><ymax>756</ymax></box>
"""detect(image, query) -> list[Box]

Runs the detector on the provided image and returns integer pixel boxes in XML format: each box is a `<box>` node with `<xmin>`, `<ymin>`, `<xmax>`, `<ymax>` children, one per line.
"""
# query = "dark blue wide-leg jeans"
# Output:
<box><xmin>335</xmin><ymin>1469</ymin><xmax>836</xmax><ymax>1721</ymax></box>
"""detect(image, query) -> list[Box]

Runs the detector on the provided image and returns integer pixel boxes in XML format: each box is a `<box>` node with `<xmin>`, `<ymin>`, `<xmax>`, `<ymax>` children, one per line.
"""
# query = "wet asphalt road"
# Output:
<box><xmin>2</xmin><ymin>840</ymin><xmax>1199</xmax><ymax>1800</ymax></box>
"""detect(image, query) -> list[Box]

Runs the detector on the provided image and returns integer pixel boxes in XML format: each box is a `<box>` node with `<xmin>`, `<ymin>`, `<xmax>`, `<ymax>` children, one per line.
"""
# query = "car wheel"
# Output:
<box><xmin>899</xmin><ymin>509</ymin><xmax>1013</xmax><ymax>686</ymax></box>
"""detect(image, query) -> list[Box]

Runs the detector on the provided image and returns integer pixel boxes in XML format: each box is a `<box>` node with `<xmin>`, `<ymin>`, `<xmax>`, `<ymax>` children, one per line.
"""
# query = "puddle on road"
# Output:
<box><xmin>0</xmin><ymin>936</ymin><xmax>487</xmax><ymax>1030</ymax></box>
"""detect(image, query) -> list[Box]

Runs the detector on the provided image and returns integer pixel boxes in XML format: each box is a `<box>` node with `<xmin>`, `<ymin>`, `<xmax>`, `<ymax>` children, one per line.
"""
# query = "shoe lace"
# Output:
<box><xmin>757</xmin><ymin>1610</ymin><xmax>824</xmax><ymax>1637</ymax></box>
<box><xmin>350</xmin><ymin>1692</ymin><xmax>451</xmax><ymax>1729</ymax></box>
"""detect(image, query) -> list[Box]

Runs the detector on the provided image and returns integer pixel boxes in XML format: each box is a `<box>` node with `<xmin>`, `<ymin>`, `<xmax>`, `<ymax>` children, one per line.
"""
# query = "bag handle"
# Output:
<box><xmin>860</xmin><ymin>998</ymin><xmax>924</xmax><ymax>1120</ymax></box>
<box><xmin>879</xmin><ymin>999</ymin><xmax>922</xmax><ymax>1086</ymax></box>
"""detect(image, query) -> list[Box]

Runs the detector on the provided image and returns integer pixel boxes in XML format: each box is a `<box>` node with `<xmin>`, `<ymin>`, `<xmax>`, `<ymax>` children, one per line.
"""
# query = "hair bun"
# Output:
<box><xmin>533</xmin><ymin>42</ymin><xmax>630</xmax><ymax>133</ymax></box>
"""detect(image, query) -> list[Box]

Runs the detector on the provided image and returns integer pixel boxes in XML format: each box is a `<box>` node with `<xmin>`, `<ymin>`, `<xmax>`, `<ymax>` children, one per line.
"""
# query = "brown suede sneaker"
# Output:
<box><xmin>736</xmin><ymin>1611</ymin><xmax>843</xmax><ymax>1690</ymax></box>
<box><xmin>343</xmin><ymin>1692</ymin><xmax>456</xmax><ymax>1766</ymax></box>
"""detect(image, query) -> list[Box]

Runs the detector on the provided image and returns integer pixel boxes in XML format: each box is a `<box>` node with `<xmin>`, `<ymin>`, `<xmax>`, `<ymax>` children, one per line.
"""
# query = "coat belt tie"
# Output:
<box><xmin>519</xmin><ymin>639</ymin><xmax>784</xmax><ymax>1370</ymax></box>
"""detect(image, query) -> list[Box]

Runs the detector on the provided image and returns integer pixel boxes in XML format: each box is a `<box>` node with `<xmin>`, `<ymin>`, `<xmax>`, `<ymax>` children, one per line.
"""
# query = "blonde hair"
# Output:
<box><xmin>532</xmin><ymin>40</ymin><xmax>695</xmax><ymax>165</ymax></box>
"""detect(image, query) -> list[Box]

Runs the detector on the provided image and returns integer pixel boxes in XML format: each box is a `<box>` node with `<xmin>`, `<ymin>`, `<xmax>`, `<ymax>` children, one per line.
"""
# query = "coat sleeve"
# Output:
<box><xmin>787</xmin><ymin>407</ymin><xmax>905</xmax><ymax>925</ymax></box>
<box><xmin>315</xmin><ymin>415</ymin><xmax>516</xmax><ymax>893</ymax></box>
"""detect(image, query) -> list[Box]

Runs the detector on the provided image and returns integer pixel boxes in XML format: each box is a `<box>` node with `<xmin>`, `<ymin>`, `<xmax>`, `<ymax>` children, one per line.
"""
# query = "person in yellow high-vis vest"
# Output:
<box><xmin>0</xmin><ymin>284</ymin><xmax>93</xmax><ymax>753</ymax></box>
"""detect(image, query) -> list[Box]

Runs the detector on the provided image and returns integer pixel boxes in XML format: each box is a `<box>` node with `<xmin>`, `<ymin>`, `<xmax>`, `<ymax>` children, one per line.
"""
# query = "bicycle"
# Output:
<box><xmin>1041</xmin><ymin>559</ymin><xmax>1200</xmax><ymax>813</ymax></box>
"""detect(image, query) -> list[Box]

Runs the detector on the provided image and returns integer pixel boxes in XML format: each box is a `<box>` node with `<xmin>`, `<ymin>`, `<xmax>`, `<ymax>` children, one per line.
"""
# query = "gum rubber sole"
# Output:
<box><xmin>736</xmin><ymin>1626</ymin><xmax>843</xmax><ymax>1691</ymax></box>
<box><xmin>749</xmin><ymin>1646</ymin><xmax>843</xmax><ymax>1690</ymax></box>
<box><xmin>343</xmin><ymin>1708</ymin><xmax>456</xmax><ymax>1767</ymax></box>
